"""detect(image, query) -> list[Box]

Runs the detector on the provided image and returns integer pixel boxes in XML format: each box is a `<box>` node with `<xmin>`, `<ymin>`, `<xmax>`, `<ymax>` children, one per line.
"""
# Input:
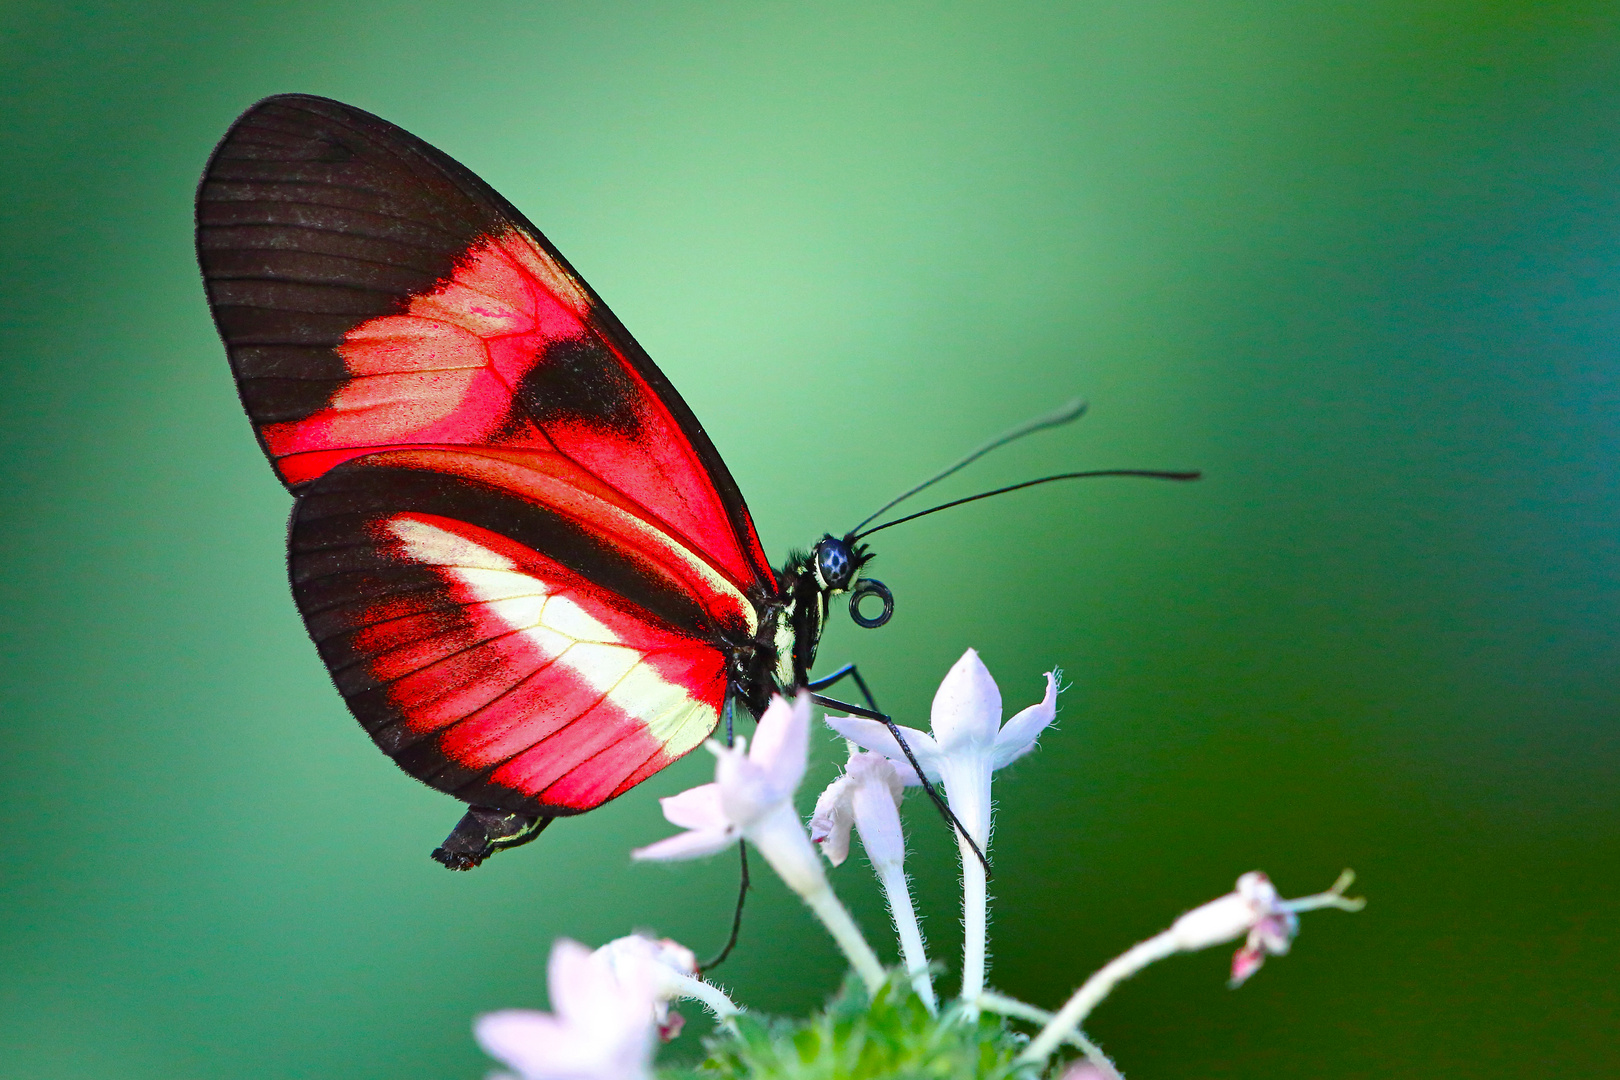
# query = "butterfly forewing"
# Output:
<box><xmin>198</xmin><ymin>95</ymin><xmax>779</xmax><ymax>819</ymax></box>
<box><xmin>197</xmin><ymin>94</ymin><xmax>774</xmax><ymax>592</ymax></box>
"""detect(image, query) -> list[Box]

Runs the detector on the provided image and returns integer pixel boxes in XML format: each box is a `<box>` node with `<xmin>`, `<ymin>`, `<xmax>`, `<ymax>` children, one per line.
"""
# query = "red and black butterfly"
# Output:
<box><xmin>196</xmin><ymin>95</ymin><xmax>1194</xmax><ymax>871</ymax></box>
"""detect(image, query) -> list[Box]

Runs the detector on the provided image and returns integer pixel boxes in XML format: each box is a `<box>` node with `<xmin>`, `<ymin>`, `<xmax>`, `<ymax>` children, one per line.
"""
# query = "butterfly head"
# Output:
<box><xmin>810</xmin><ymin>534</ymin><xmax>892</xmax><ymax>629</ymax></box>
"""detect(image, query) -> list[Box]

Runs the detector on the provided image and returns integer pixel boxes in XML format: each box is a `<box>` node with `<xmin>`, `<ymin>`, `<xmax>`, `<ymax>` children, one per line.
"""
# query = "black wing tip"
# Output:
<box><xmin>237</xmin><ymin>93</ymin><xmax>381</xmax><ymax>122</ymax></box>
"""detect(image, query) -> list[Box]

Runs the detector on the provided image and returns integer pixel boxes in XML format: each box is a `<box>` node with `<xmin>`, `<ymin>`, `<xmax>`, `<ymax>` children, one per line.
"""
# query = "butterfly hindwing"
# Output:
<box><xmin>291</xmin><ymin>450</ymin><xmax>737</xmax><ymax>814</ymax></box>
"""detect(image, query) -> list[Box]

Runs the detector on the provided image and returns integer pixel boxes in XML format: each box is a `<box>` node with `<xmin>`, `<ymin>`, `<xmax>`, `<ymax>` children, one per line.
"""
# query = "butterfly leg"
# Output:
<box><xmin>431</xmin><ymin>807</ymin><xmax>553</xmax><ymax>870</ymax></box>
<box><xmin>810</xmin><ymin>692</ymin><xmax>991</xmax><ymax>877</ymax></box>
<box><xmin>807</xmin><ymin>662</ymin><xmax>882</xmax><ymax>713</ymax></box>
<box><xmin>699</xmin><ymin>844</ymin><xmax>751</xmax><ymax>975</ymax></box>
<box><xmin>702</xmin><ymin>693</ymin><xmax>751</xmax><ymax>973</ymax></box>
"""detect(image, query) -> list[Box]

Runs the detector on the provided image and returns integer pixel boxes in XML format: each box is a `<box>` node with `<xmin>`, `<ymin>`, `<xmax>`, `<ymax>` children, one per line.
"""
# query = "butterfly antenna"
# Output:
<box><xmin>848</xmin><ymin>398</ymin><xmax>1089</xmax><ymax>536</ymax></box>
<box><xmin>852</xmin><ymin>468</ymin><xmax>1201</xmax><ymax>540</ymax></box>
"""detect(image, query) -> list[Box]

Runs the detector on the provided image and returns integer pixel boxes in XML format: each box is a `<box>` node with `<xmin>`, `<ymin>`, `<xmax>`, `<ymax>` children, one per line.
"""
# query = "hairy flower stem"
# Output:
<box><xmin>745</xmin><ymin>801</ymin><xmax>888</xmax><ymax>996</ymax></box>
<box><xmin>800</xmin><ymin>885</ymin><xmax>887</xmax><ymax>995</ymax></box>
<box><xmin>1018</xmin><ymin>870</ymin><xmax>1367</xmax><ymax>1066</ymax></box>
<box><xmin>1018</xmin><ymin>932</ymin><xmax>1181</xmax><ymax>1064</ymax></box>
<box><xmin>958</xmin><ymin>831</ymin><xmax>988</xmax><ymax>1013</ymax></box>
<box><xmin>875</xmin><ymin>858</ymin><xmax>936</xmax><ymax>1012</ymax></box>
<box><xmin>680</xmin><ymin>978</ymin><xmax>742</xmax><ymax>1022</ymax></box>
<box><xmin>976</xmin><ymin>991</ymin><xmax>1121</xmax><ymax>1078</ymax></box>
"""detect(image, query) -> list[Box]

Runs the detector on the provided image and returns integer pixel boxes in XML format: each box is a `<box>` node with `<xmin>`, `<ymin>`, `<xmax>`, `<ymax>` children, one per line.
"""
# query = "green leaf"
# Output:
<box><xmin>660</xmin><ymin>973</ymin><xmax>1048</xmax><ymax>1080</ymax></box>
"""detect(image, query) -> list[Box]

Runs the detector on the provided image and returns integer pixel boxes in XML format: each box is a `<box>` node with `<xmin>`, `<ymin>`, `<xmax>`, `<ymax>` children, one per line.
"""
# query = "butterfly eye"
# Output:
<box><xmin>849</xmin><ymin>578</ymin><xmax>894</xmax><ymax>628</ymax></box>
<box><xmin>815</xmin><ymin>538</ymin><xmax>856</xmax><ymax>591</ymax></box>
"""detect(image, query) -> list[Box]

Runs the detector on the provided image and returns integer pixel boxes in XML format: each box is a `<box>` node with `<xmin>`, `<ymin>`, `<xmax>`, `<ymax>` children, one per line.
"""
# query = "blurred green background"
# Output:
<box><xmin>2</xmin><ymin>2</ymin><xmax>1616</xmax><ymax>1076</ymax></box>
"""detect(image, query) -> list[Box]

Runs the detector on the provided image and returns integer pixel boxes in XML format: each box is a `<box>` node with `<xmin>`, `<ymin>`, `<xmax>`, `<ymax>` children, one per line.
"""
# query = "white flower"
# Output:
<box><xmin>826</xmin><ymin>648</ymin><xmax>1059</xmax><ymax>847</ymax></box>
<box><xmin>1168</xmin><ymin>870</ymin><xmax>1364</xmax><ymax>987</ymax></box>
<box><xmin>633</xmin><ymin>692</ymin><xmax>822</xmax><ymax>893</ymax></box>
<box><xmin>594</xmin><ymin>934</ymin><xmax>696</xmax><ymax>996</ymax></box>
<box><xmin>809</xmin><ymin>748</ymin><xmax>938</xmax><ymax>1010</ymax></box>
<box><xmin>809</xmin><ymin>749</ymin><xmax>906</xmax><ymax>868</ymax></box>
<box><xmin>475</xmin><ymin>938</ymin><xmax>658</xmax><ymax>1080</ymax></box>
<box><xmin>633</xmin><ymin>692</ymin><xmax>889</xmax><ymax>993</ymax></box>
<box><xmin>595</xmin><ymin>933</ymin><xmax>739</xmax><ymax>1030</ymax></box>
<box><xmin>595</xmin><ymin>934</ymin><xmax>740</xmax><ymax>1038</ymax></box>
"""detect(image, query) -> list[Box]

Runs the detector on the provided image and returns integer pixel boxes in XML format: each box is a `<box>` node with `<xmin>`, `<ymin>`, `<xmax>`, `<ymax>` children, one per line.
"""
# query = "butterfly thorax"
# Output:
<box><xmin>730</xmin><ymin>534</ymin><xmax>882</xmax><ymax>718</ymax></box>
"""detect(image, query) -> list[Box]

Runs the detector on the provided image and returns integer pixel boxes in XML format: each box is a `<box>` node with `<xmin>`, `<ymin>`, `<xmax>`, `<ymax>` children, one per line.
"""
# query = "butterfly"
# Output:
<box><xmin>196</xmin><ymin>95</ymin><xmax>1195</xmax><ymax>871</ymax></box>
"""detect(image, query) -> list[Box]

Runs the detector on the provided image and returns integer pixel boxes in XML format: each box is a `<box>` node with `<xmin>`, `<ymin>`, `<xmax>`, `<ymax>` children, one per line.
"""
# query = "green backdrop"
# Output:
<box><xmin>2</xmin><ymin>2</ymin><xmax>1615</xmax><ymax>1076</ymax></box>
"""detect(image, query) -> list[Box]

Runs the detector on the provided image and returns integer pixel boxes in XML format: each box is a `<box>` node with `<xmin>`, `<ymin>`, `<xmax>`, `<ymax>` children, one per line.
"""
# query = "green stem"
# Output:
<box><xmin>977</xmin><ymin>991</ymin><xmax>1121</xmax><ymax>1078</ymax></box>
<box><xmin>1016</xmin><ymin>930</ymin><xmax>1179</xmax><ymax>1065</ymax></box>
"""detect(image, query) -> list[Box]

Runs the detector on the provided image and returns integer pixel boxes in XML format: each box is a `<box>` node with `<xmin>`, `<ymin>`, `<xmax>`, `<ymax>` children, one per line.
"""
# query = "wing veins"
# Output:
<box><xmin>204</xmin><ymin>221</ymin><xmax>451</xmax><ymax>256</ymax></box>
<box><xmin>201</xmin><ymin>195</ymin><xmax>469</xmax><ymax>239</ymax></box>
<box><xmin>206</xmin><ymin>273</ymin><xmax>406</xmax><ymax>296</ymax></box>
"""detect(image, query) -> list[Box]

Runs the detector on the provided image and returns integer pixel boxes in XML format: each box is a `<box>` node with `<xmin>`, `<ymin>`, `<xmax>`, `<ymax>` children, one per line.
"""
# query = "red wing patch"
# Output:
<box><xmin>260</xmin><ymin>234</ymin><xmax>589</xmax><ymax>470</ymax></box>
<box><xmin>257</xmin><ymin>230</ymin><xmax>768</xmax><ymax>595</ymax></box>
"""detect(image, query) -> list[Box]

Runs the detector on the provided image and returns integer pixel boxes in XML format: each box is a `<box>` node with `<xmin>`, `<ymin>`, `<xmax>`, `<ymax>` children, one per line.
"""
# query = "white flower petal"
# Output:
<box><xmin>649</xmin><ymin>938</ymin><xmax>698</xmax><ymax>978</ymax></box>
<box><xmin>1236</xmin><ymin>871</ymin><xmax>1282</xmax><ymax>911</ymax></box>
<box><xmin>824</xmin><ymin>715</ymin><xmax>943</xmax><ymax>784</ymax></box>
<box><xmin>929</xmin><ymin>648</ymin><xmax>1002</xmax><ymax>751</ymax></box>
<box><xmin>809</xmin><ymin>774</ymin><xmax>856</xmax><ymax>866</ymax></box>
<box><xmin>849</xmin><ymin>767</ymin><xmax>907</xmax><ymax>867</ymax></box>
<box><xmin>822</xmin><ymin>714</ymin><xmax>892</xmax><ymax>751</ymax></box>
<box><xmin>845</xmin><ymin>749</ymin><xmax>904</xmax><ymax>800</ymax></box>
<box><xmin>638</xmin><ymin>697</ymin><xmax>814</xmax><ymax>870</ymax></box>
<box><xmin>595</xmin><ymin>935</ymin><xmax>698</xmax><ymax>1003</ymax></box>
<box><xmin>1248</xmin><ymin>913</ymin><xmax>1298</xmax><ymax>957</ymax></box>
<box><xmin>595</xmin><ymin>936</ymin><xmax>739</xmax><ymax>1022</ymax></box>
<box><xmin>477</xmin><ymin>938</ymin><xmax>670</xmax><ymax>1077</ymax></box>
<box><xmin>991</xmin><ymin>670</ymin><xmax>1059</xmax><ymax>769</ymax></box>
<box><xmin>704</xmin><ymin>734</ymin><xmax>745</xmax><ymax>759</ymax></box>
<box><xmin>473</xmin><ymin>940</ymin><xmax>657</xmax><ymax>1079</ymax></box>
<box><xmin>631</xmin><ymin>826</ymin><xmax>737</xmax><ymax>862</ymax></box>
<box><xmin>545</xmin><ymin>939</ymin><xmax>603</xmax><ymax>1023</ymax></box>
<box><xmin>476</xmin><ymin>1009</ymin><xmax>577</xmax><ymax>1077</ymax></box>
<box><xmin>716</xmin><ymin>750</ymin><xmax>784</xmax><ymax>826</ymax></box>
<box><xmin>747</xmin><ymin>692</ymin><xmax>809</xmax><ymax>796</ymax></box>
<box><xmin>657</xmin><ymin>783</ymin><xmax>726</xmax><ymax>831</ymax></box>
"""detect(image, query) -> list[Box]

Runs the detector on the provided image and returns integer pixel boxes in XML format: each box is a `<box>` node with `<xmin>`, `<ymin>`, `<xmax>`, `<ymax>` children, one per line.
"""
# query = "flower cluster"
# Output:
<box><xmin>827</xmin><ymin>649</ymin><xmax>1059</xmax><ymax>1009</ymax></box>
<box><xmin>475</xmin><ymin>649</ymin><xmax>1364</xmax><ymax>1079</ymax></box>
